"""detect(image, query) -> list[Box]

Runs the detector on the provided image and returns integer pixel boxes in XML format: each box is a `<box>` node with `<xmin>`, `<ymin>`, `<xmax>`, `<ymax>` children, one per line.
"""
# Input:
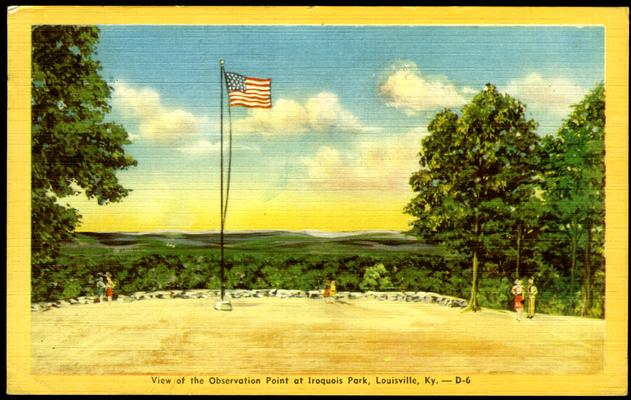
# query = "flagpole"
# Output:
<box><xmin>215</xmin><ymin>58</ymin><xmax>232</xmax><ymax>311</ymax></box>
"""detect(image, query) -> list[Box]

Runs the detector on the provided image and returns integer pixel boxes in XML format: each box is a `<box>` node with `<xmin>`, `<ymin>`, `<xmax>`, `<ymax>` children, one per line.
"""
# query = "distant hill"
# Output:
<box><xmin>65</xmin><ymin>230</ymin><xmax>440</xmax><ymax>257</ymax></box>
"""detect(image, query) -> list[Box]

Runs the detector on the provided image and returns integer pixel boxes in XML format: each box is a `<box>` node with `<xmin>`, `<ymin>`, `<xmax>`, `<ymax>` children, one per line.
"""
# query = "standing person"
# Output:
<box><xmin>96</xmin><ymin>275</ymin><xmax>106</xmax><ymax>303</ymax></box>
<box><xmin>511</xmin><ymin>279</ymin><xmax>525</xmax><ymax>321</ymax></box>
<box><xmin>527</xmin><ymin>277</ymin><xmax>538</xmax><ymax>319</ymax></box>
<box><xmin>105</xmin><ymin>272</ymin><xmax>116</xmax><ymax>303</ymax></box>
<box><xmin>323</xmin><ymin>279</ymin><xmax>331</xmax><ymax>303</ymax></box>
<box><xmin>329</xmin><ymin>280</ymin><xmax>337</xmax><ymax>304</ymax></box>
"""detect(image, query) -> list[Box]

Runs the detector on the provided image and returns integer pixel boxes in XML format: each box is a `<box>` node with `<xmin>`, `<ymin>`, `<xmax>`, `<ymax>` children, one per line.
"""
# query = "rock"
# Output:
<box><xmin>275</xmin><ymin>289</ymin><xmax>290</xmax><ymax>298</ymax></box>
<box><xmin>35</xmin><ymin>303</ymin><xmax>53</xmax><ymax>312</ymax></box>
<box><xmin>307</xmin><ymin>290</ymin><xmax>322</xmax><ymax>299</ymax></box>
<box><xmin>428</xmin><ymin>293</ymin><xmax>442</xmax><ymax>304</ymax></box>
<box><xmin>55</xmin><ymin>300</ymin><xmax>70</xmax><ymax>308</ymax></box>
<box><xmin>231</xmin><ymin>289</ymin><xmax>254</xmax><ymax>298</ymax></box>
<box><xmin>69</xmin><ymin>298</ymin><xmax>79</xmax><ymax>305</ymax></box>
<box><xmin>187</xmin><ymin>289</ymin><xmax>210</xmax><ymax>298</ymax></box>
<box><xmin>179</xmin><ymin>290</ymin><xmax>209</xmax><ymax>299</ymax></box>
<box><xmin>153</xmin><ymin>291</ymin><xmax>172</xmax><ymax>299</ymax></box>
<box><xmin>268</xmin><ymin>289</ymin><xmax>278</xmax><ymax>296</ymax></box>
<box><xmin>334</xmin><ymin>291</ymin><xmax>349</xmax><ymax>299</ymax></box>
<box><xmin>132</xmin><ymin>292</ymin><xmax>146</xmax><ymax>300</ymax></box>
<box><xmin>386</xmin><ymin>292</ymin><xmax>405</xmax><ymax>301</ymax></box>
<box><xmin>348</xmin><ymin>292</ymin><xmax>363</xmax><ymax>299</ymax></box>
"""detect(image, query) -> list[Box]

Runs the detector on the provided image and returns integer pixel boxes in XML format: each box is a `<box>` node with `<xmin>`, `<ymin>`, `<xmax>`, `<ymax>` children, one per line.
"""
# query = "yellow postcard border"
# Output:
<box><xmin>7</xmin><ymin>6</ymin><xmax>629</xmax><ymax>395</ymax></box>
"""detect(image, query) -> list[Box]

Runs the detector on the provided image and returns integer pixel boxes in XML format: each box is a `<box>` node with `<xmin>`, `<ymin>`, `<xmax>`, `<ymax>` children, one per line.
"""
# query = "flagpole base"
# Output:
<box><xmin>214</xmin><ymin>299</ymin><xmax>233</xmax><ymax>311</ymax></box>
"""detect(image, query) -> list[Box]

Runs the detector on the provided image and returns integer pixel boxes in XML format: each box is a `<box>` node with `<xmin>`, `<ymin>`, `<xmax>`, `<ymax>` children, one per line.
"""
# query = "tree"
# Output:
<box><xmin>31</xmin><ymin>26</ymin><xmax>137</xmax><ymax>265</ymax></box>
<box><xmin>541</xmin><ymin>83</ymin><xmax>605</xmax><ymax>316</ymax></box>
<box><xmin>405</xmin><ymin>84</ymin><xmax>541</xmax><ymax>311</ymax></box>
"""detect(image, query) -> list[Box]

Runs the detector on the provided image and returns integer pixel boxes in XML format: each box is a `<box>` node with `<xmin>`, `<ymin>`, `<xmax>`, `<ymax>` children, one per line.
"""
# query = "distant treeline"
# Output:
<box><xmin>31</xmin><ymin>253</ymin><xmax>603</xmax><ymax>317</ymax></box>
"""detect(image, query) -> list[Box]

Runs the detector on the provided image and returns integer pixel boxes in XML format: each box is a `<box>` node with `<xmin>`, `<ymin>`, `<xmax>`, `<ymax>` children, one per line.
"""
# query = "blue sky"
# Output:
<box><xmin>69</xmin><ymin>25</ymin><xmax>604</xmax><ymax>232</ymax></box>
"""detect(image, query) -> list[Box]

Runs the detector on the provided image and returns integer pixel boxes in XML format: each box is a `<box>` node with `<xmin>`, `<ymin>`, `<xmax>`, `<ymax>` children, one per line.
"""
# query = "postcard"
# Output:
<box><xmin>7</xmin><ymin>6</ymin><xmax>628</xmax><ymax>395</ymax></box>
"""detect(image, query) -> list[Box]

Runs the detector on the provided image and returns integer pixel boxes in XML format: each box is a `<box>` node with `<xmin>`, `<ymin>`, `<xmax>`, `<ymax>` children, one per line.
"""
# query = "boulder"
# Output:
<box><xmin>348</xmin><ymin>292</ymin><xmax>363</xmax><ymax>300</ymax></box>
<box><xmin>55</xmin><ymin>300</ymin><xmax>70</xmax><ymax>307</ymax></box>
<box><xmin>116</xmin><ymin>295</ymin><xmax>133</xmax><ymax>303</ymax></box>
<box><xmin>132</xmin><ymin>292</ymin><xmax>147</xmax><ymax>300</ymax></box>
<box><xmin>386</xmin><ymin>292</ymin><xmax>405</xmax><ymax>301</ymax></box>
<box><xmin>307</xmin><ymin>290</ymin><xmax>322</xmax><ymax>299</ymax></box>
<box><xmin>275</xmin><ymin>289</ymin><xmax>290</xmax><ymax>298</ymax></box>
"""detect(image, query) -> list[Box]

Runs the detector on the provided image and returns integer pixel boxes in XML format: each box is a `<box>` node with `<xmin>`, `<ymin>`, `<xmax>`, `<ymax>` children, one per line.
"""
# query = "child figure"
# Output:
<box><xmin>527</xmin><ymin>277</ymin><xmax>538</xmax><ymax>319</ymax></box>
<box><xmin>329</xmin><ymin>280</ymin><xmax>337</xmax><ymax>304</ymax></box>
<box><xmin>105</xmin><ymin>272</ymin><xmax>116</xmax><ymax>303</ymax></box>
<box><xmin>96</xmin><ymin>276</ymin><xmax>106</xmax><ymax>303</ymax></box>
<box><xmin>323</xmin><ymin>279</ymin><xmax>331</xmax><ymax>303</ymax></box>
<box><xmin>511</xmin><ymin>279</ymin><xmax>525</xmax><ymax>321</ymax></box>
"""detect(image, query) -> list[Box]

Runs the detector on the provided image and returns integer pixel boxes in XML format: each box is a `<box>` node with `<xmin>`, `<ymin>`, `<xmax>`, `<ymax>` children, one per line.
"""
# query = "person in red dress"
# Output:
<box><xmin>511</xmin><ymin>279</ymin><xmax>525</xmax><ymax>321</ymax></box>
<box><xmin>105</xmin><ymin>272</ymin><xmax>116</xmax><ymax>304</ymax></box>
<box><xmin>323</xmin><ymin>279</ymin><xmax>331</xmax><ymax>303</ymax></box>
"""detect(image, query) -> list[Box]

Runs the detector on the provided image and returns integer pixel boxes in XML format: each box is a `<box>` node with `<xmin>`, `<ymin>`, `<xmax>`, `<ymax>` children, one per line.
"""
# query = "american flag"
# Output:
<box><xmin>225</xmin><ymin>72</ymin><xmax>272</xmax><ymax>108</ymax></box>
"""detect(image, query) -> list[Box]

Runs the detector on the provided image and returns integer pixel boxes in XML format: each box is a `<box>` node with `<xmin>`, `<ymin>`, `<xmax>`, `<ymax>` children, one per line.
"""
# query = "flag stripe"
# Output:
<box><xmin>225</xmin><ymin>71</ymin><xmax>272</xmax><ymax>108</ymax></box>
<box><xmin>229</xmin><ymin>93</ymin><xmax>270</xmax><ymax>101</ymax></box>
<box><xmin>245</xmin><ymin>77</ymin><xmax>271</xmax><ymax>84</ymax></box>
<box><xmin>239</xmin><ymin>88</ymin><xmax>270</xmax><ymax>95</ymax></box>
<box><xmin>245</xmin><ymin>81</ymin><xmax>271</xmax><ymax>88</ymax></box>
<box><xmin>228</xmin><ymin>96</ymin><xmax>271</xmax><ymax>103</ymax></box>
<box><xmin>230</xmin><ymin>90</ymin><xmax>270</xmax><ymax>97</ymax></box>
<box><xmin>230</xmin><ymin>101</ymin><xmax>272</xmax><ymax>108</ymax></box>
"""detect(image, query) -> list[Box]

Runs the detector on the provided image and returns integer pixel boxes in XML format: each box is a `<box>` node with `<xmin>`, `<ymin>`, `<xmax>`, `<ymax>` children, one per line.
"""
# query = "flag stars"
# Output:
<box><xmin>226</xmin><ymin>72</ymin><xmax>246</xmax><ymax>92</ymax></box>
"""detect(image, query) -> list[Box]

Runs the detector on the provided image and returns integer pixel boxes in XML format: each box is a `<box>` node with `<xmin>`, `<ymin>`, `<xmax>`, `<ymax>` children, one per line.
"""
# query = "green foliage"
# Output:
<box><xmin>61</xmin><ymin>280</ymin><xmax>83</xmax><ymax>300</ymax></box>
<box><xmin>540</xmin><ymin>83</ymin><xmax>605</xmax><ymax>316</ymax></box>
<box><xmin>359</xmin><ymin>263</ymin><xmax>394</xmax><ymax>291</ymax></box>
<box><xmin>31</xmin><ymin>25</ymin><xmax>137</xmax><ymax>266</ymax></box>
<box><xmin>406</xmin><ymin>84</ymin><xmax>542</xmax><ymax>310</ymax></box>
<box><xmin>29</xmin><ymin>249</ymin><xmax>600</xmax><ymax>317</ymax></box>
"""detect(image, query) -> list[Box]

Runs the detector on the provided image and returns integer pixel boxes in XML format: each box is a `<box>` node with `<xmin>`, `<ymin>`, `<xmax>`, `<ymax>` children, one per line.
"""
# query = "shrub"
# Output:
<box><xmin>360</xmin><ymin>263</ymin><xmax>393</xmax><ymax>291</ymax></box>
<box><xmin>61</xmin><ymin>280</ymin><xmax>82</xmax><ymax>299</ymax></box>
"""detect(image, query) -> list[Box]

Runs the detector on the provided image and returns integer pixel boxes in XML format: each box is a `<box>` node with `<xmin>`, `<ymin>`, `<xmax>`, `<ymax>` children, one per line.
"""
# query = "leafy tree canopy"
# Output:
<box><xmin>405</xmin><ymin>84</ymin><xmax>542</xmax><ymax>310</ymax></box>
<box><xmin>32</xmin><ymin>26</ymin><xmax>137</xmax><ymax>265</ymax></box>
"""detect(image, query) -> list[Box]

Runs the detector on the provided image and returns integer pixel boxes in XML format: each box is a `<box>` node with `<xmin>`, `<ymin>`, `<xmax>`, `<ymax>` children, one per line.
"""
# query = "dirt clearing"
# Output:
<box><xmin>31</xmin><ymin>297</ymin><xmax>604</xmax><ymax>375</ymax></box>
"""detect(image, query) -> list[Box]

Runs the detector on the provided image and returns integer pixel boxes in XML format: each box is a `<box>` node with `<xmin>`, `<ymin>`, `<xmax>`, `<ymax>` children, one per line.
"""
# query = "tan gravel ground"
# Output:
<box><xmin>31</xmin><ymin>297</ymin><xmax>604</xmax><ymax>375</ymax></box>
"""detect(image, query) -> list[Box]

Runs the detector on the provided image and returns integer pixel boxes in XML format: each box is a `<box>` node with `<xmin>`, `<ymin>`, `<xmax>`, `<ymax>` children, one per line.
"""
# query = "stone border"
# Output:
<box><xmin>31</xmin><ymin>289</ymin><xmax>468</xmax><ymax>311</ymax></box>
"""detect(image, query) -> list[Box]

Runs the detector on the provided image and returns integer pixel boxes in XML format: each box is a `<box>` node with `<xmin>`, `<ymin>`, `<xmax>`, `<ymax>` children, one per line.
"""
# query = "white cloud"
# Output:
<box><xmin>379</xmin><ymin>61</ymin><xmax>468</xmax><ymax>115</ymax></box>
<box><xmin>233</xmin><ymin>92</ymin><xmax>380</xmax><ymax>135</ymax></box>
<box><xmin>176</xmin><ymin>139</ymin><xmax>260</xmax><ymax>156</ymax></box>
<box><xmin>112</xmin><ymin>82</ymin><xmax>207</xmax><ymax>144</ymax></box>
<box><xmin>301</xmin><ymin>127</ymin><xmax>425</xmax><ymax>191</ymax></box>
<box><xmin>177</xmin><ymin>139</ymin><xmax>220</xmax><ymax>155</ymax></box>
<box><xmin>503</xmin><ymin>73</ymin><xmax>587</xmax><ymax>116</ymax></box>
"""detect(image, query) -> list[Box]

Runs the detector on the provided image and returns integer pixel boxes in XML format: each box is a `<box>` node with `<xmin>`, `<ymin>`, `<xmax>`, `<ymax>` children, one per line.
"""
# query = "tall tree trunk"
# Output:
<box><xmin>466</xmin><ymin>250</ymin><xmax>481</xmax><ymax>311</ymax></box>
<box><xmin>581</xmin><ymin>221</ymin><xmax>592</xmax><ymax>317</ymax></box>
<box><xmin>570</xmin><ymin>238</ymin><xmax>577</xmax><ymax>284</ymax></box>
<box><xmin>516</xmin><ymin>222</ymin><xmax>522</xmax><ymax>278</ymax></box>
<box><xmin>464</xmin><ymin>219</ymin><xmax>481</xmax><ymax>312</ymax></box>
